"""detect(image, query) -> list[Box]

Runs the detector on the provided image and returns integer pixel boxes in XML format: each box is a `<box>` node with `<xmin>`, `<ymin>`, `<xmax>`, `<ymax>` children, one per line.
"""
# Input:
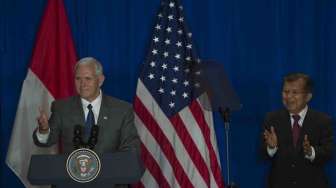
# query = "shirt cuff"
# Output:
<box><xmin>36</xmin><ymin>128</ymin><xmax>50</xmax><ymax>143</ymax></box>
<box><xmin>305</xmin><ymin>146</ymin><xmax>315</xmax><ymax>161</ymax></box>
<box><xmin>267</xmin><ymin>146</ymin><xmax>278</xmax><ymax>157</ymax></box>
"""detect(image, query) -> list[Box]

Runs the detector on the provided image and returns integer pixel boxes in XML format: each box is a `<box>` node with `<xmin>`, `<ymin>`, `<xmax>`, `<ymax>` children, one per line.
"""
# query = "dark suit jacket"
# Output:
<box><xmin>261</xmin><ymin>108</ymin><xmax>333</xmax><ymax>188</ymax></box>
<box><xmin>33</xmin><ymin>95</ymin><xmax>140</xmax><ymax>187</ymax></box>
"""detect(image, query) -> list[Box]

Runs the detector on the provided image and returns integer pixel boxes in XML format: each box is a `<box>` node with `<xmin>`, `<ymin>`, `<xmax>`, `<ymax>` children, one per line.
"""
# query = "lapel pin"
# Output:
<box><xmin>103</xmin><ymin>116</ymin><xmax>108</xmax><ymax>120</ymax></box>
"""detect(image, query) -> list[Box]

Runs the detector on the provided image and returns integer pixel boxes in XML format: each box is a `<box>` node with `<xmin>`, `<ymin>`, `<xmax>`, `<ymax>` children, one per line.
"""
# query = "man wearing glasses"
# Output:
<box><xmin>262</xmin><ymin>73</ymin><xmax>333</xmax><ymax>188</ymax></box>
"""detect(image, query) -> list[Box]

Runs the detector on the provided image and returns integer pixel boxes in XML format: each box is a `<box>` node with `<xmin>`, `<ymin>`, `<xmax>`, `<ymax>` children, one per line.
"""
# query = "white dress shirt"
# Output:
<box><xmin>267</xmin><ymin>105</ymin><xmax>315</xmax><ymax>161</ymax></box>
<box><xmin>36</xmin><ymin>91</ymin><xmax>103</xmax><ymax>143</ymax></box>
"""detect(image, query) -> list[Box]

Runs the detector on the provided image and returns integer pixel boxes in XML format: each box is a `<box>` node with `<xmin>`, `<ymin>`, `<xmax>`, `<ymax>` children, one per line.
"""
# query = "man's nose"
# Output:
<box><xmin>80</xmin><ymin>80</ymin><xmax>87</xmax><ymax>86</ymax></box>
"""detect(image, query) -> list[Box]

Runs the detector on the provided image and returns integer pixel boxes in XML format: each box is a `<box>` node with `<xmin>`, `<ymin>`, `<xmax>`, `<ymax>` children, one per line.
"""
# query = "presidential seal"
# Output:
<box><xmin>66</xmin><ymin>148</ymin><xmax>101</xmax><ymax>183</ymax></box>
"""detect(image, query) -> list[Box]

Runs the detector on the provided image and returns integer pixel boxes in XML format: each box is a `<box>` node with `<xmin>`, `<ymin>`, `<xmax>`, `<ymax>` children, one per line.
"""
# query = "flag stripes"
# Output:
<box><xmin>134</xmin><ymin>95</ymin><xmax>194</xmax><ymax>188</ymax></box>
<box><xmin>189</xmin><ymin>100</ymin><xmax>225</xmax><ymax>188</ymax></box>
<box><xmin>135</xmin><ymin>79</ymin><xmax>224</xmax><ymax>188</ymax></box>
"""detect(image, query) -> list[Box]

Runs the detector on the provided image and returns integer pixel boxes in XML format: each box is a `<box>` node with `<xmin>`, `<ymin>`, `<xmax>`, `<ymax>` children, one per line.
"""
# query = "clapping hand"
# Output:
<box><xmin>264</xmin><ymin>126</ymin><xmax>278</xmax><ymax>149</ymax></box>
<box><xmin>303</xmin><ymin>134</ymin><xmax>312</xmax><ymax>156</ymax></box>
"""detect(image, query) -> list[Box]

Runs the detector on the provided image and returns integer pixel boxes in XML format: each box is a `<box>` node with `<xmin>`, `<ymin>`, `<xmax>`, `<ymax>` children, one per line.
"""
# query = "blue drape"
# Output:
<box><xmin>1</xmin><ymin>0</ymin><xmax>336</xmax><ymax>187</ymax></box>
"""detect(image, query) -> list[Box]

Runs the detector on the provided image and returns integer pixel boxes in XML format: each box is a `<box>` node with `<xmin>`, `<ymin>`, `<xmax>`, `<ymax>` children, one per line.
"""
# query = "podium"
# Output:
<box><xmin>28</xmin><ymin>150</ymin><xmax>144</xmax><ymax>188</ymax></box>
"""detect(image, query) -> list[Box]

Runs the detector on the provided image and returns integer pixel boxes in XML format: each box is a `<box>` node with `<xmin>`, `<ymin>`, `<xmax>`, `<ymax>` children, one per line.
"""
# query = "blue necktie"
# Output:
<box><xmin>85</xmin><ymin>104</ymin><xmax>95</xmax><ymax>138</ymax></box>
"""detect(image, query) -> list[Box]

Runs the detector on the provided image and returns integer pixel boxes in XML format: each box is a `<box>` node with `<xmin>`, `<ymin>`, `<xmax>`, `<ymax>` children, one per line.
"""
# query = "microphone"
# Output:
<box><xmin>73</xmin><ymin>124</ymin><xmax>99</xmax><ymax>150</ymax></box>
<box><xmin>73</xmin><ymin>125</ymin><xmax>83</xmax><ymax>149</ymax></box>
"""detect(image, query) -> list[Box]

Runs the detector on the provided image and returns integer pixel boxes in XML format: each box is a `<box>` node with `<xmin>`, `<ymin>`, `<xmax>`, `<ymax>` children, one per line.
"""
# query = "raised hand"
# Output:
<box><xmin>36</xmin><ymin>107</ymin><xmax>49</xmax><ymax>134</ymax></box>
<box><xmin>264</xmin><ymin>126</ymin><xmax>278</xmax><ymax>149</ymax></box>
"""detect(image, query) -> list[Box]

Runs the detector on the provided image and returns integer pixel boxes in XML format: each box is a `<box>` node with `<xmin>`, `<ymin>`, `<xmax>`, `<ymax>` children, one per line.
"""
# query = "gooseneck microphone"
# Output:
<box><xmin>87</xmin><ymin>125</ymin><xmax>99</xmax><ymax>149</ymax></box>
<box><xmin>73</xmin><ymin>124</ymin><xmax>99</xmax><ymax>150</ymax></box>
<box><xmin>73</xmin><ymin>125</ymin><xmax>83</xmax><ymax>149</ymax></box>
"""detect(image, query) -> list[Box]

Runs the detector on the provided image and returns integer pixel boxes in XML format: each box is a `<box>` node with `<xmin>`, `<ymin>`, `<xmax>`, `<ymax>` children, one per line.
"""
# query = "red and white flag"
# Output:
<box><xmin>5</xmin><ymin>0</ymin><xmax>77</xmax><ymax>187</ymax></box>
<box><xmin>133</xmin><ymin>0</ymin><xmax>225</xmax><ymax>187</ymax></box>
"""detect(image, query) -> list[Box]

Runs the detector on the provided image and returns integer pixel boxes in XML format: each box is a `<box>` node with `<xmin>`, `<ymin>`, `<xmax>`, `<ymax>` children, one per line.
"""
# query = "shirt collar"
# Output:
<box><xmin>290</xmin><ymin>105</ymin><xmax>308</xmax><ymax>126</ymax></box>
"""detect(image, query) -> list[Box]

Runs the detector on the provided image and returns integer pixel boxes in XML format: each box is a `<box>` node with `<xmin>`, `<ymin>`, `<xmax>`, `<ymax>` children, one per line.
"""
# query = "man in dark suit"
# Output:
<box><xmin>262</xmin><ymin>73</ymin><xmax>333</xmax><ymax>188</ymax></box>
<box><xmin>33</xmin><ymin>57</ymin><xmax>140</xmax><ymax>187</ymax></box>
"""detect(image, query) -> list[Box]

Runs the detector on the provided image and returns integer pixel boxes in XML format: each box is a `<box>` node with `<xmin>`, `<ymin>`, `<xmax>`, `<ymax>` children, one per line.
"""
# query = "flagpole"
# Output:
<box><xmin>220</xmin><ymin>108</ymin><xmax>238</xmax><ymax>188</ymax></box>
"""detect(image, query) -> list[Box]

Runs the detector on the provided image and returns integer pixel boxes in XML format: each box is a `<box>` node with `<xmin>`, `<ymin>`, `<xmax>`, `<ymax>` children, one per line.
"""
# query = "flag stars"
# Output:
<box><xmin>182</xmin><ymin>92</ymin><xmax>189</xmax><ymax>98</ymax></box>
<box><xmin>148</xmin><ymin>73</ymin><xmax>155</xmax><ymax>80</ymax></box>
<box><xmin>152</xmin><ymin>49</ymin><xmax>158</xmax><ymax>55</ymax></box>
<box><xmin>150</xmin><ymin>61</ymin><xmax>156</xmax><ymax>67</ymax></box>
<box><xmin>155</xmin><ymin>24</ymin><xmax>161</xmax><ymax>30</ymax></box>
<box><xmin>168</xmin><ymin>15</ymin><xmax>174</xmax><ymax>20</ymax></box>
<box><xmin>162</xmin><ymin>63</ymin><xmax>168</xmax><ymax>70</ymax></box>
<box><xmin>139</xmin><ymin>0</ymin><xmax>206</xmax><ymax>114</ymax></box>
<box><xmin>153</xmin><ymin>37</ymin><xmax>159</xmax><ymax>43</ymax></box>
<box><xmin>158</xmin><ymin>87</ymin><xmax>165</xmax><ymax>94</ymax></box>
<box><xmin>165</xmin><ymin>39</ymin><xmax>171</xmax><ymax>45</ymax></box>
<box><xmin>166</xmin><ymin>27</ymin><xmax>172</xmax><ymax>33</ymax></box>
<box><xmin>169</xmin><ymin>2</ymin><xmax>175</xmax><ymax>8</ymax></box>
<box><xmin>169</xmin><ymin>102</ymin><xmax>175</xmax><ymax>108</ymax></box>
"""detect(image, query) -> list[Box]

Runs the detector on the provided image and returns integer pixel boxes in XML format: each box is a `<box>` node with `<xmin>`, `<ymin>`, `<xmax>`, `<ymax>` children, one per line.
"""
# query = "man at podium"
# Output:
<box><xmin>32</xmin><ymin>57</ymin><xmax>140</xmax><ymax>187</ymax></box>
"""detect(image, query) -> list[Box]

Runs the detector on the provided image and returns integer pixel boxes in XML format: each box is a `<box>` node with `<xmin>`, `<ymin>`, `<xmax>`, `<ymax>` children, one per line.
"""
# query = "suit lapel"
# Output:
<box><xmin>281</xmin><ymin>110</ymin><xmax>294</xmax><ymax>146</ymax></box>
<box><xmin>71</xmin><ymin>96</ymin><xmax>86</xmax><ymax>127</ymax></box>
<box><xmin>300</xmin><ymin>108</ymin><xmax>312</xmax><ymax>145</ymax></box>
<box><xmin>98</xmin><ymin>95</ymin><xmax>107</xmax><ymax>126</ymax></box>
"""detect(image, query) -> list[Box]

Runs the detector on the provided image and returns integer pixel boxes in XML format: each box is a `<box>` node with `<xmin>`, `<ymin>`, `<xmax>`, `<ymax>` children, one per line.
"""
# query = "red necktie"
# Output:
<box><xmin>292</xmin><ymin>115</ymin><xmax>301</xmax><ymax>147</ymax></box>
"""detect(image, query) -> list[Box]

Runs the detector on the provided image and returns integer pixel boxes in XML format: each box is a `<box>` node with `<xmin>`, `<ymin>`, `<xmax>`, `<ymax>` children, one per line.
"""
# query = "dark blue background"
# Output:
<box><xmin>1</xmin><ymin>0</ymin><xmax>336</xmax><ymax>187</ymax></box>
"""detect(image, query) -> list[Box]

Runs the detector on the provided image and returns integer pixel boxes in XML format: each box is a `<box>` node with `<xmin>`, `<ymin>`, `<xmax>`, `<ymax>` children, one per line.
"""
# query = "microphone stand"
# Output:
<box><xmin>219</xmin><ymin>107</ymin><xmax>238</xmax><ymax>188</ymax></box>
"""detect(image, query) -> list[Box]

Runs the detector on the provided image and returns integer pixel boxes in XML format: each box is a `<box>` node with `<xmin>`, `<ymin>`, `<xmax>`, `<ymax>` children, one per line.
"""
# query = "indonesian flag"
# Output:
<box><xmin>5</xmin><ymin>0</ymin><xmax>77</xmax><ymax>187</ymax></box>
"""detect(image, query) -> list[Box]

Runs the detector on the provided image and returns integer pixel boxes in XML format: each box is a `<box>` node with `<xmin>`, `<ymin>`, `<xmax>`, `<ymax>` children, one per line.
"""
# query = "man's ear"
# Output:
<box><xmin>98</xmin><ymin>74</ymin><xmax>105</xmax><ymax>87</ymax></box>
<box><xmin>306</xmin><ymin>93</ymin><xmax>312</xmax><ymax>103</ymax></box>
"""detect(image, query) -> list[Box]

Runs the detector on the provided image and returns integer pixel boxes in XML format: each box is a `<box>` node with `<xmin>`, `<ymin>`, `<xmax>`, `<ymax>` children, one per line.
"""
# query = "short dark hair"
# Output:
<box><xmin>283</xmin><ymin>73</ymin><xmax>313</xmax><ymax>93</ymax></box>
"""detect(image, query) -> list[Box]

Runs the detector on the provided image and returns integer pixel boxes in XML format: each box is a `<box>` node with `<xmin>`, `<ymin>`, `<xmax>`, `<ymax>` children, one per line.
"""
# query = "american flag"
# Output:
<box><xmin>134</xmin><ymin>0</ymin><xmax>225</xmax><ymax>187</ymax></box>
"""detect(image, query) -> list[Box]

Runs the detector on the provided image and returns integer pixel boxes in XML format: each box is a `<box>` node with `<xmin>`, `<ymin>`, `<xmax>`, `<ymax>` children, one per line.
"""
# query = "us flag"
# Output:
<box><xmin>134</xmin><ymin>0</ymin><xmax>225</xmax><ymax>187</ymax></box>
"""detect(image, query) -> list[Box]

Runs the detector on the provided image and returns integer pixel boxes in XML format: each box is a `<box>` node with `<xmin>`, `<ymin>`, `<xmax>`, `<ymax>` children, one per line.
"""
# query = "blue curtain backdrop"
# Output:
<box><xmin>1</xmin><ymin>0</ymin><xmax>336</xmax><ymax>187</ymax></box>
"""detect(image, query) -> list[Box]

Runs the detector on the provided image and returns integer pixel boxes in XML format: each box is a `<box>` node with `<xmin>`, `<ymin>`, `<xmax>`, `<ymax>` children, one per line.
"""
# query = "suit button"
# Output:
<box><xmin>293</xmin><ymin>181</ymin><xmax>297</xmax><ymax>185</ymax></box>
<box><xmin>291</xmin><ymin>164</ymin><xmax>295</xmax><ymax>167</ymax></box>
